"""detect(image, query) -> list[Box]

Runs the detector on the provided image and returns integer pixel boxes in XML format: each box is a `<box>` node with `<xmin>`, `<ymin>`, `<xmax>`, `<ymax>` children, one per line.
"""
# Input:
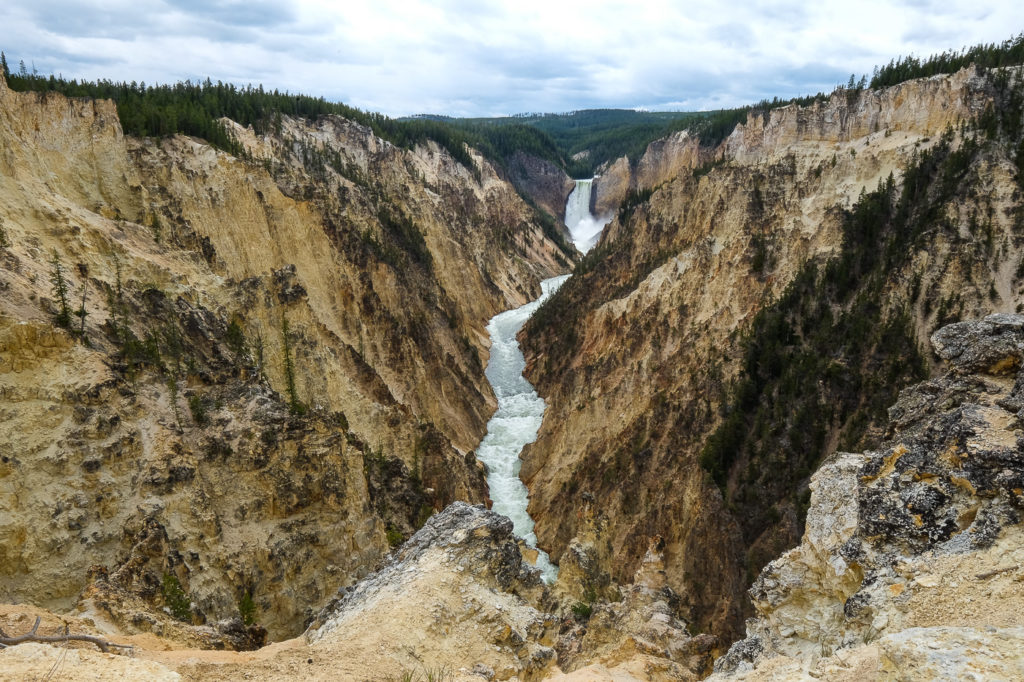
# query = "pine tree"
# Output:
<box><xmin>280</xmin><ymin>315</ymin><xmax>306</xmax><ymax>415</ymax></box>
<box><xmin>49</xmin><ymin>251</ymin><xmax>72</xmax><ymax>329</ymax></box>
<box><xmin>1</xmin><ymin>52</ymin><xmax>9</xmax><ymax>80</ymax></box>
<box><xmin>76</xmin><ymin>283</ymin><xmax>88</xmax><ymax>339</ymax></box>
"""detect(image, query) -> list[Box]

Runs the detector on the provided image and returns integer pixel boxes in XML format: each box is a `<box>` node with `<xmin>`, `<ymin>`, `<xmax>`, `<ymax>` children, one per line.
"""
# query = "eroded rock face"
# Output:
<box><xmin>554</xmin><ymin>537</ymin><xmax>718</xmax><ymax>680</ymax></box>
<box><xmin>520</xmin><ymin>66</ymin><xmax>1018</xmax><ymax>642</ymax></box>
<box><xmin>0</xmin><ymin>74</ymin><xmax>571</xmax><ymax>640</ymax></box>
<box><xmin>713</xmin><ymin>316</ymin><xmax>1024</xmax><ymax>679</ymax></box>
<box><xmin>592</xmin><ymin>156</ymin><xmax>632</xmax><ymax>217</ymax></box>
<box><xmin>506</xmin><ymin>151</ymin><xmax>576</xmax><ymax>222</ymax></box>
<box><xmin>308</xmin><ymin>502</ymin><xmax>558</xmax><ymax>680</ymax></box>
<box><xmin>306</xmin><ymin>502</ymin><xmax>714</xmax><ymax>681</ymax></box>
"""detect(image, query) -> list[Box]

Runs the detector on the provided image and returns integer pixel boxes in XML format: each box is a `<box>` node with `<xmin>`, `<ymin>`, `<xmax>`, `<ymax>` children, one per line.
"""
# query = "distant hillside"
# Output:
<box><xmin>411</xmin><ymin>109</ymin><xmax>703</xmax><ymax>176</ymax></box>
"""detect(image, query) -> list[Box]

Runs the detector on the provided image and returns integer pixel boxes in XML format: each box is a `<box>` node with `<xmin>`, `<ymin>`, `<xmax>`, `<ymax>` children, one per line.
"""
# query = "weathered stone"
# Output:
<box><xmin>713</xmin><ymin>316</ymin><xmax>1024</xmax><ymax>678</ymax></box>
<box><xmin>930</xmin><ymin>314</ymin><xmax>1024</xmax><ymax>374</ymax></box>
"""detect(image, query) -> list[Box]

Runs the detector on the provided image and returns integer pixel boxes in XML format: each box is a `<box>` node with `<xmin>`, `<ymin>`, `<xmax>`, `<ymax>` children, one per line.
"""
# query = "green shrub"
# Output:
<box><xmin>225</xmin><ymin>319</ymin><xmax>247</xmax><ymax>359</ymax></box>
<box><xmin>571</xmin><ymin>601</ymin><xmax>593</xmax><ymax>620</ymax></box>
<box><xmin>188</xmin><ymin>394</ymin><xmax>208</xmax><ymax>426</ymax></box>
<box><xmin>238</xmin><ymin>591</ymin><xmax>257</xmax><ymax>626</ymax></box>
<box><xmin>385</xmin><ymin>525</ymin><xmax>404</xmax><ymax>548</ymax></box>
<box><xmin>161</xmin><ymin>573</ymin><xmax>191</xmax><ymax>622</ymax></box>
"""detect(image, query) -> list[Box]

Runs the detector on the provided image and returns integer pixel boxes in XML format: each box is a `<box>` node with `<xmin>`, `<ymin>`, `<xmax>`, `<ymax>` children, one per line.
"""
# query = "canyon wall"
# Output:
<box><xmin>505</xmin><ymin>150</ymin><xmax>577</xmax><ymax>223</ymax></box>
<box><xmin>521</xmin><ymin>66</ymin><xmax>1023</xmax><ymax>641</ymax></box>
<box><xmin>0</xmin><ymin>76</ymin><xmax>572</xmax><ymax>639</ymax></box>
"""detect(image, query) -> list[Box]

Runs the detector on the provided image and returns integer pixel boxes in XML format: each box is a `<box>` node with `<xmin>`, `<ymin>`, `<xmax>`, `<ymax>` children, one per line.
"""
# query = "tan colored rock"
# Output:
<box><xmin>712</xmin><ymin>318</ymin><xmax>1024</xmax><ymax>678</ymax></box>
<box><xmin>636</xmin><ymin>131</ymin><xmax>703</xmax><ymax>191</ymax></box>
<box><xmin>879</xmin><ymin>627</ymin><xmax>1024</xmax><ymax>680</ymax></box>
<box><xmin>0</xmin><ymin>643</ymin><xmax>181</xmax><ymax>682</ymax></box>
<box><xmin>0</xmin><ymin>74</ymin><xmax>570</xmax><ymax>639</ymax></box>
<box><xmin>592</xmin><ymin>156</ymin><xmax>632</xmax><ymax>217</ymax></box>
<box><xmin>520</xmin><ymin>66</ymin><xmax>1018</xmax><ymax>643</ymax></box>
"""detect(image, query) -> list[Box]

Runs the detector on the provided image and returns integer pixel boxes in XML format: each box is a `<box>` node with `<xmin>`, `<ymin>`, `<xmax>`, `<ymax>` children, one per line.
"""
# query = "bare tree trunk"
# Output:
<box><xmin>0</xmin><ymin>616</ymin><xmax>132</xmax><ymax>654</ymax></box>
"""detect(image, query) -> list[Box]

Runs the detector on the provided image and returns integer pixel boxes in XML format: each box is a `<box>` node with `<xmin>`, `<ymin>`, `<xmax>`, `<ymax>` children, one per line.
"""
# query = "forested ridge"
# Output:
<box><xmin>0</xmin><ymin>51</ymin><xmax>575</xmax><ymax>182</ymax></box>
<box><xmin>871</xmin><ymin>33</ymin><xmax>1024</xmax><ymax>89</ymax></box>
<box><xmin>3</xmin><ymin>33</ymin><xmax>1023</xmax><ymax>188</ymax></box>
<box><xmin>419</xmin><ymin>109</ymin><xmax>703</xmax><ymax>176</ymax></box>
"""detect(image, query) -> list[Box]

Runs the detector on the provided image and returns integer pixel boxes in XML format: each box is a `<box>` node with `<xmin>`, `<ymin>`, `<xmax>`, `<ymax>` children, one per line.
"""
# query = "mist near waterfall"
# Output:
<box><xmin>564</xmin><ymin>178</ymin><xmax>612</xmax><ymax>253</ymax></box>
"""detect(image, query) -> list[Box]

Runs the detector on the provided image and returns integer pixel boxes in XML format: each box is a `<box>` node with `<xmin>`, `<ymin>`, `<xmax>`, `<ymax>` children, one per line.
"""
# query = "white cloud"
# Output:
<box><xmin>0</xmin><ymin>0</ymin><xmax>1020</xmax><ymax>116</ymax></box>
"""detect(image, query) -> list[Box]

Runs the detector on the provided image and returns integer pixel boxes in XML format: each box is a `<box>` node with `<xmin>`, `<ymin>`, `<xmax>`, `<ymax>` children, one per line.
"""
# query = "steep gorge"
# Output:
<box><xmin>0</xmin><ymin>74</ymin><xmax>574</xmax><ymax>640</ymax></box>
<box><xmin>521</xmin><ymin>65</ymin><xmax>1024</xmax><ymax>641</ymax></box>
<box><xmin>3</xmin><ymin>53</ymin><xmax>1024</xmax><ymax>681</ymax></box>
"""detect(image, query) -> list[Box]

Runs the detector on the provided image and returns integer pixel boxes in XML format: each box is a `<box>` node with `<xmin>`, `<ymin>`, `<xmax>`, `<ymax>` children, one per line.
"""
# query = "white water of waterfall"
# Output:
<box><xmin>476</xmin><ymin>274</ymin><xmax>570</xmax><ymax>583</ymax></box>
<box><xmin>564</xmin><ymin>178</ymin><xmax>612</xmax><ymax>253</ymax></box>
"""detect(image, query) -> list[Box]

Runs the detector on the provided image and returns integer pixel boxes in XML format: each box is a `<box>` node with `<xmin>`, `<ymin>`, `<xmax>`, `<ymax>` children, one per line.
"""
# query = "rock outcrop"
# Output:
<box><xmin>307</xmin><ymin>502</ymin><xmax>557</xmax><ymax>680</ymax></box>
<box><xmin>711</xmin><ymin>314</ymin><xmax>1024</xmax><ymax>679</ymax></box>
<box><xmin>593</xmin><ymin>67</ymin><xmax>991</xmax><ymax>217</ymax></box>
<box><xmin>592</xmin><ymin>131</ymin><xmax>705</xmax><ymax>216</ymax></box>
<box><xmin>133</xmin><ymin>502</ymin><xmax>714</xmax><ymax>680</ymax></box>
<box><xmin>505</xmin><ymin>150</ymin><xmax>577</xmax><ymax>223</ymax></box>
<box><xmin>553</xmin><ymin>536</ymin><xmax>717</xmax><ymax>680</ymax></box>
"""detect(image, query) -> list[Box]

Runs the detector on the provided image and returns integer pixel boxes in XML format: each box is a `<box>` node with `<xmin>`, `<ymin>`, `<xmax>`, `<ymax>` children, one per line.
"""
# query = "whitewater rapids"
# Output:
<box><xmin>476</xmin><ymin>274</ymin><xmax>570</xmax><ymax>583</ymax></box>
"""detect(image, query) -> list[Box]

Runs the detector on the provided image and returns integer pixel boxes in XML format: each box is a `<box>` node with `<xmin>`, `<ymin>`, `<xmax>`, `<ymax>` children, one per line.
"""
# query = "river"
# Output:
<box><xmin>475</xmin><ymin>275</ymin><xmax>569</xmax><ymax>583</ymax></box>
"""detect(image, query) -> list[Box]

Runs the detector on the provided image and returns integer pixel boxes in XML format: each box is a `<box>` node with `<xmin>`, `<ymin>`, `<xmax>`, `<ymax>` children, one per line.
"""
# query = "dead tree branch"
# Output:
<box><xmin>0</xmin><ymin>616</ymin><xmax>133</xmax><ymax>654</ymax></box>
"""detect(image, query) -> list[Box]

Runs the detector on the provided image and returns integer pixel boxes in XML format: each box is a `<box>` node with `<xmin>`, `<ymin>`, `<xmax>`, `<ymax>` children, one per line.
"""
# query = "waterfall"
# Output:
<box><xmin>564</xmin><ymin>178</ymin><xmax>612</xmax><ymax>253</ymax></box>
<box><xmin>475</xmin><ymin>275</ymin><xmax>570</xmax><ymax>583</ymax></box>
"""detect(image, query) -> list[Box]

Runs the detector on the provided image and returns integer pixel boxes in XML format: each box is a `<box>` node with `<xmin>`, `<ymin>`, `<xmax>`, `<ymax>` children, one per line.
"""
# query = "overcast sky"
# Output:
<box><xmin>1</xmin><ymin>1</ymin><xmax>1021</xmax><ymax>117</ymax></box>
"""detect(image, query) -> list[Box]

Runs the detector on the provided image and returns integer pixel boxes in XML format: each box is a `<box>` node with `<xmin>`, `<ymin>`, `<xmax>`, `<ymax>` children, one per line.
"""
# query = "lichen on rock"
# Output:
<box><xmin>713</xmin><ymin>315</ymin><xmax>1024</xmax><ymax>679</ymax></box>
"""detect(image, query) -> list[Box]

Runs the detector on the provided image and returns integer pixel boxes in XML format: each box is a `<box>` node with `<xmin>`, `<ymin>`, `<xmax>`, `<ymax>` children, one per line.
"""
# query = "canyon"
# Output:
<box><xmin>520</xmin><ymin>64</ymin><xmax>1024</xmax><ymax>644</ymax></box>
<box><xmin>0</xmin><ymin>72</ymin><xmax>573</xmax><ymax>641</ymax></box>
<box><xmin>2</xmin><ymin>59</ymin><xmax>1024</xmax><ymax>682</ymax></box>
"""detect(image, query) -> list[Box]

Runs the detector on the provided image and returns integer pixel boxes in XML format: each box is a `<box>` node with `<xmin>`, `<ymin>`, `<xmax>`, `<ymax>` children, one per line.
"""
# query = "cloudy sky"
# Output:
<box><xmin>1</xmin><ymin>1</ymin><xmax>1021</xmax><ymax>117</ymax></box>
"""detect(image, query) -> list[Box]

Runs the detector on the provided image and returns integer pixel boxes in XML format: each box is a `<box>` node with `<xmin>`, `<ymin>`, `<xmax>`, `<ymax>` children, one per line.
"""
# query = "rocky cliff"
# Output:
<box><xmin>4</xmin><ymin>311</ymin><xmax>1019</xmax><ymax>680</ymax></box>
<box><xmin>504</xmin><ymin>150</ymin><xmax>577</xmax><ymax>223</ymax></box>
<box><xmin>521</xmin><ymin>65</ymin><xmax>1024</xmax><ymax>641</ymax></box>
<box><xmin>0</xmin><ymin>74</ymin><xmax>572</xmax><ymax>640</ymax></box>
<box><xmin>592</xmin><ymin>66</ymin><xmax>992</xmax><ymax>215</ymax></box>
<box><xmin>0</xmin><ymin>502</ymin><xmax>716</xmax><ymax>681</ymax></box>
<box><xmin>711</xmin><ymin>314</ymin><xmax>1024</xmax><ymax>680</ymax></box>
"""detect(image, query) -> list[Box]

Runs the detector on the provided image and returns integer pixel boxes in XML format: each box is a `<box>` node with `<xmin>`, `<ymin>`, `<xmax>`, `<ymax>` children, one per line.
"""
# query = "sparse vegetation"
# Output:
<box><xmin>571</xmin><ymin>601</ymin><xmax>593</xmax><ymax>620</ymax></box>
<box><xmin>238</xmin><ymin>591</ymin><xmax>257</xmax><ymax>626</ymax></box>
<box><xmin>75</xmin><ymin>282</ymin><xmax>89</xmax><ymax>341</ymax></box>
<box><xmin>280</xmin><ymin>315</ymin><xmax>306</xmax><ymax>415</ymax></box>
<box><xmin>49</xmin><ymin>251</ymin><xmax>72</xmax><ymax>329</ymax></box>
<box><xmin>167</xmin><ymin>375</ymin><xmax>182</xmax><ymax>431</ymax></box>
<box><xmin>161</xmin><ymin>573</ymin><xmax>191</xmax><ymax>622</ymax></box>
<box><xmin>699</xmin><ymin>73</ymin><xmax>1024</xmax><ymax>542</ymax></box>
<box><xmin>149</xmin><ymin>213</ymin><xmax>162</xmax><ymax>243</ymax></box>
<box><xmin>385</xmin><ymin>524</ymin><xmax>404</xmax><ymax>548</ymax></box>
<box><xmin>385</xmin><ymin>666</ymin><xmax>453</xmax><ymax>682</ymax></box>
<box><xmin>618</xmin><ymin>187</ymin><xmax>655</xmax><ymax>221</ymax></box>
<box><xmin>188</xmin><ymin>394</ymin><xmax>208</xmax><ymax>426</ymax></box>
<box><xmin>225</xmin><ymin>319</ymin><xmax>247</xmax><ymax>359</ymax></box>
